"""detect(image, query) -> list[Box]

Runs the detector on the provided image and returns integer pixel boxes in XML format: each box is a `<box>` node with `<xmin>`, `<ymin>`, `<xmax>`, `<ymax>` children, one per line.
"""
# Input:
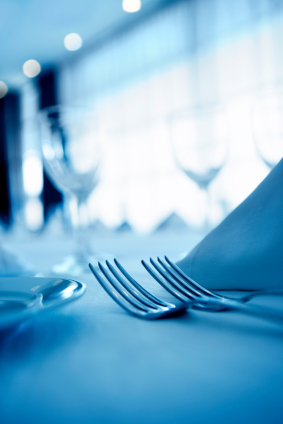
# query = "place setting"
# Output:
<box><xmin>1</xmin><ymin>3</ymin><xmax>283</xmax><ymax>420</ymax></box>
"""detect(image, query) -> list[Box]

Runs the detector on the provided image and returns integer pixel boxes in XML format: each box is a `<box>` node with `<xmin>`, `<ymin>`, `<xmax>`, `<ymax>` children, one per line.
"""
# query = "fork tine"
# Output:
<box><xmin>164</xmin><ymin>256</ymin><xmax>221</xmax><ymax>299</ymax></box>
<box><xmin>149</xmin><ymin>258</ymin><xmax>195</xmax><ymax>301</ymax></box>
<box><xmin>105</xmin><ymin>260</ymin><xmax>161</xmax><ymax>309</ymax></box>
<box><xmin>141</xmin><ymin>259</ymin><xmax>189</xmax><ymax>302</ymax></box>
<box><xmin>157</xmin><ymin>257</ymin><xmax>202</xmax><ymax>298</ymax></box>
<box><xmin>113</xmin><ymin>258</ymin><xmax>168</xmax><ymax>307</ymax></box>
<box><xmin>97</xmin><ymin>262</ymin><xmax>155</xmax><ymax>312</ymax></box>
<box><xmin>89</xmin><ymin>263</ymin><xmax>148</xmax><ymax>317</ymax></box>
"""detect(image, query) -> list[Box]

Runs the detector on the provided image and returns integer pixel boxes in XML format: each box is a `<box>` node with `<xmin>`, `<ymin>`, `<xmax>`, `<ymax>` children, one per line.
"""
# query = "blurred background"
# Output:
<box><xmin>1</xmin><ymin>0</ymin><xmax>283</xmax><ymax>236</ymax></box>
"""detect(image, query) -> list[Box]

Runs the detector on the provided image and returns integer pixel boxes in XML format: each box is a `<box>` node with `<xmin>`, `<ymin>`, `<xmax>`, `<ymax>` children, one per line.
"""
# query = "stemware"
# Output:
<box><xmin>252</xmin><ymin>91</ymin><xmax>283</xmax><ymax>169</ymax></box>
<box><xmin>39</xmin><ymin>104</ymin><xmax>106</xmax><ymax>275</ymax></box>
<box><xmin>169</xmin><ymin>104</ymin><xmax>228</xmax><ymax>231</ymax></box>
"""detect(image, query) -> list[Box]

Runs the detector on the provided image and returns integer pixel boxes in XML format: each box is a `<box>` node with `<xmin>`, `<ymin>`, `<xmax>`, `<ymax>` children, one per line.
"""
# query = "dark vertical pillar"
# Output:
<box><xmin>0</xmin><ymin>96</ymin><xmax>11</xmax><ymax>226</ymax></box>
<box><xmin>36</xmin><ymin>69</ymin><xmax>62</xmax><ymax>220</ymax></box>
<box><xmin>3</xmin><ymin>92</ymin><xmax>23</xmax><ymax>225</ymax></box>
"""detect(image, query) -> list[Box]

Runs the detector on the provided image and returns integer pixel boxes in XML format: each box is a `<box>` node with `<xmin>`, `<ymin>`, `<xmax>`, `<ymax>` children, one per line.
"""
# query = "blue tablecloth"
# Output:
<box><xmin>0</xmin><ymin>228</ymin><xmax>282</xmax><ymax>424</ymax></box>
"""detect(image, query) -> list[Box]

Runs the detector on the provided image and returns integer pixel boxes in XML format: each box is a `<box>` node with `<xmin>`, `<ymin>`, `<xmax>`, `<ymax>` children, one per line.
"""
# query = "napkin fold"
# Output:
<box><xmin>177</xmin><ymin>159</ymin><xmax>283</xmax><ymax>290</ymax></box>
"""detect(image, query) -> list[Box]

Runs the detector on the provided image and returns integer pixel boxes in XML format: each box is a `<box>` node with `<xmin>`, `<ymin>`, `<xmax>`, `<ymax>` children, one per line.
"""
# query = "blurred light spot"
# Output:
<box><xmin>23</xmin><ymin>60</ymin><xmax>41</xmax><ymax>78</ymax></box>
<box><xmin>64</xmin><ymin>33</ymin><xmax>82</xmax><ymax>51</ymax></box>
<box><xmin>31</xmin><ymin>285</ymin><xmax>40</xmax><ymax>291</ymax></box>
<box><xmin>25</xmin><ymin>198</ymin><xmax>43</xmax><ymax>231</ymax></box>
<box><xmin>42</xmin><ymin>141</ymin><xmax>55</xmax><ymax>160</ymax></box>
<box><xmin>0</xmin><ymin>81</ymin><xmax>8</xmax><ymax>98</ymax></box>
<box><xmin>23</xmin><ymin>151</ymin><xmax>43</xmax><ymax>196</ymax></box>
<box><xmin>61</xmin><ymin>284</ymin><xmax>76</xmax><ymax>299</ymax></box>
<box><xmin>122</xmin><ymin>0</ymin><xmax>141</xmax><ymax>13</ymax></box>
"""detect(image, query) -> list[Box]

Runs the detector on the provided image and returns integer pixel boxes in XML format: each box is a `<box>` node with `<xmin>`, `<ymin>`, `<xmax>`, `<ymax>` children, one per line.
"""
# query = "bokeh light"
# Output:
<box><xmin>64</xmin><ymin>33</ymin><xmax>83</xmax><ymax>51</ymax></box>
<box><xmin>23</xmin><ymin>60</ymin><xmax>41</xmax><ymax>78</ymax></box>
<box><xmin>122</xmin><ymin>0</ymin><xmax>141</xmax><ymax>13</ymax></box>
<box><xmin>23</xmin><ymin>151</ymin><xmax>43</xmax><ymax>197</ymax></box>
<box><xmin>0</xmin><ymin>81</ymin><xmax>8</xmax><ymax>98</ymax></box>
<box><xmin>24</xmin><ymin>198</ymin><xmax>44</xmax><ymax>232</ymax></box>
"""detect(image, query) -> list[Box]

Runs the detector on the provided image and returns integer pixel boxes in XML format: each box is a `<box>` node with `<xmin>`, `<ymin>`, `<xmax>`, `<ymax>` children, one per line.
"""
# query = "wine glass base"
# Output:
<box><xmin>50</xmin><ymin>251</ymin><xmax>114</xmax><ymax>276</ymax></box>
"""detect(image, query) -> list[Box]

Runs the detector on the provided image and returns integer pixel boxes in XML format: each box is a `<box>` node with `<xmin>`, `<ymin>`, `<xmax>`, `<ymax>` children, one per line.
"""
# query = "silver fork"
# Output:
<box><xmin>89</xmin><ymin>260</ymin><xmax>283</xmax><ymax>323</ymax></box>
<box><xmin>141</xmin><ymin>256</ymin><xmax>283</xmax><ymax>322</ymax></box>
<box><xmin>89</xmin><ymin>261</ymin><xmax>222</xmax><ymax>319</ymax></box>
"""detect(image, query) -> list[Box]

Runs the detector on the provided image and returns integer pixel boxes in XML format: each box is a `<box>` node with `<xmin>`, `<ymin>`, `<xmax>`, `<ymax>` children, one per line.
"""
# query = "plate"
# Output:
<box><xmin>0</xmin><ymin>277</ymin><xmax>86</xmax><ymax>330</ymax></box>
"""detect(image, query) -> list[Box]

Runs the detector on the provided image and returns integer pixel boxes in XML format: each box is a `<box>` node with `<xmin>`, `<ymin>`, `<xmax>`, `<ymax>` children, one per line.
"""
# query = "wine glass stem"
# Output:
<box><xmin>200</xmin><ymin>187</ymin><xmax>211</xmax><ymax>234</ymax></box>
<box><xmin>70</xmin><ymin>196</ymin><xmax>92</xmax><ymax>258</ymax></box>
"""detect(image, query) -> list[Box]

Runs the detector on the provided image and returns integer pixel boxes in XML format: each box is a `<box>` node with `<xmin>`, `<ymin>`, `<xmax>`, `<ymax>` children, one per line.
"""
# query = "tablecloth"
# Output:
<box><xmin>0</xmin><ymin>227</ymin><xmax>282</xmax><ymax>424</ymax></box>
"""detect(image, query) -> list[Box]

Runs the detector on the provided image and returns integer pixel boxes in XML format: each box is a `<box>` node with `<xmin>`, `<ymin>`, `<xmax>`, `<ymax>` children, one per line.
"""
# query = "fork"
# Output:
<box><xmin>142</xmin><ymin>256</ymin><xmax>283</xmax><ymax>311</ymax></box>
<box><xmin>89</xmin><ymin>261</ymin><xmax>224</xmax><ymax>319</ymax></box>
<box><xmin>89</xmin><ymin>260</ymin><xmax>283</xmax><ymax>322</ymax></box>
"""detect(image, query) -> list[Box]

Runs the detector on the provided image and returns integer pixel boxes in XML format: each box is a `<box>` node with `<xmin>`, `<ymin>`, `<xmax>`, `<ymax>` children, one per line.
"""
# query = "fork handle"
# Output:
<box><xmin>241</xmin><ymin>289</ymin><xmax>283</xmax><ymax>303</ymax></box>
<box><xmin>222</xmin><ymin>299</ymin><xmax>283</xmax><ymax>325</ymax></box>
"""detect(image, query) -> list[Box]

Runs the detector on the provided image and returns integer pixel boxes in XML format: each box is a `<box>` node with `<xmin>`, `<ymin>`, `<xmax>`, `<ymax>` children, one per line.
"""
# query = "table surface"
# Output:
<box><xmin>0</xmin><ymin>226</ymin><xmax>283</xmax><ymax>424</ymax></box>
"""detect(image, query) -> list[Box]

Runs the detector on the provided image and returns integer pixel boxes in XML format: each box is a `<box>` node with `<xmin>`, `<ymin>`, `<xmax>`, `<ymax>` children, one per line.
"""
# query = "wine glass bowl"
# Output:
<box><xmin>40</xmin><ymin>106</ymin><xmax>100</xmax><ymax>200</ymax></box>
<box><xmin>252</xmin><ymin>92</ymin><xmax>283</xmax><ymax>169</ymax></box>
<box><xmin>169</xmin><ymin>104</ymin><xmax>228</xmax><ymax>229</ymax></box>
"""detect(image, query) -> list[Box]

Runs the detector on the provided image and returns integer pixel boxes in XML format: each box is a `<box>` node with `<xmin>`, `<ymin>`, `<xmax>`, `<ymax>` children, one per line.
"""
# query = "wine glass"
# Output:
<box><xmin>39</xmin><ymin>104</ymin><xmax>106</xmax><ymax>275</ymax></box>
<box><xmin>169</xmin><ymin>104</ymin><xmax>228</xmax><ymax>231</ymax></box>
<box><xmin>252</xmin><ymin>91</ymin><xmax>283</xmax><ymax>169</ymax></box>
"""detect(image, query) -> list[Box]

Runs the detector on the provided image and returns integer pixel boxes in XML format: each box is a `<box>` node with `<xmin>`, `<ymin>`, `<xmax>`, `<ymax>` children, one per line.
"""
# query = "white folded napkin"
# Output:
<box><xmin>177</xmin><ymin>158</ymin><xmax>283</xmax><ymax>290</ymax></box>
